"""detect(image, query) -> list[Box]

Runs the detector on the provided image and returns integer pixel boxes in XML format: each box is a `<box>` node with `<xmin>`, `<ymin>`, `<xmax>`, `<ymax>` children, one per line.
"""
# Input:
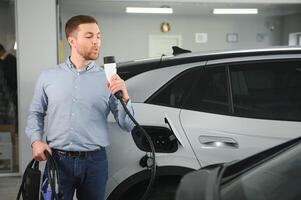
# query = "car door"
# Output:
<box><xmin>141</xmin><ymin>64</ymin><xmax>205</xmax><ymax>166</ymax></box>
<box><xmin>179</xmin><ymin>59</ymin><xmax>301</xmax><ymax>166</ymax></box>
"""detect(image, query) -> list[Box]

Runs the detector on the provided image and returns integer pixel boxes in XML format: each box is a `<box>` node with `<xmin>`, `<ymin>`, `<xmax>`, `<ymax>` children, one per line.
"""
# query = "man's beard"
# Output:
<box><xmin>78</xmin><ymin>48</ymin><xmax>99</xmax><ymax>60</ymax></box>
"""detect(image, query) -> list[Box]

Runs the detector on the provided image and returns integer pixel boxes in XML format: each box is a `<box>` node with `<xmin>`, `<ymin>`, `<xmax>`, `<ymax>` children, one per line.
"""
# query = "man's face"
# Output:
<box><xmin>69</xmin><ymin>23</ymin><xmax>101</xmax><ymax>60</ymax></box>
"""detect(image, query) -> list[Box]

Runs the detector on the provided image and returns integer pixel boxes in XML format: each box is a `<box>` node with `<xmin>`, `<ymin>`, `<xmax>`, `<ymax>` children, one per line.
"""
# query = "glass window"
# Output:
<box><xmin>147</xmin><ymin>68</ymin><xmax>197</xmax><ymax>108</ymax></box>
<box><xmin>230</xmin><ymin>60</ymin><xmax>301</xmax><ymax>121</ymax></box>
<box><xmin>183</xmin><ymin>66</ymin><xmax>229</xmax><ymax>114</ymax></box>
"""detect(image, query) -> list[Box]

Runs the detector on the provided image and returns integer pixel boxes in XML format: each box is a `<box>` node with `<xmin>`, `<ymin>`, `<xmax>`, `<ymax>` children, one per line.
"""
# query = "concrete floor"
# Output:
<box><xmin>0</xmin><ymin>176</ymin><xmax>21</xmax><ymax>200</ymax></box>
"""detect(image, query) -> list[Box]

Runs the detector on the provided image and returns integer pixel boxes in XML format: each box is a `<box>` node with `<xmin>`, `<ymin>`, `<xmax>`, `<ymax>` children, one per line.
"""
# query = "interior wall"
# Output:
<box><xmin>16</xmin><ymin>0</ymin><xmax>57</xmax><ymax>173</ymax></box>
<box><xmin>61</xmin><ymin>12</ymin><xmax>286</xmax><ymax>63</ymax></box>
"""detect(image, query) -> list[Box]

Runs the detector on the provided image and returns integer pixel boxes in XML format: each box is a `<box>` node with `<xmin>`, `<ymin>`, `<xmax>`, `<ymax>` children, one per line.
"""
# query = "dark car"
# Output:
<box><xmin>176</xmin><ymin>136</ymin><xmax>301</xmax><ymax>200</ymax></box>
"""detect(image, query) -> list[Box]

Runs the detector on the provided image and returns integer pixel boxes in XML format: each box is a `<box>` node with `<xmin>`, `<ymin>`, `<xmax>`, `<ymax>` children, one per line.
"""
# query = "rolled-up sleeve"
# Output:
<box><xmin>109</xmin><ymin>95</ymin><xmax>135</xmax><ymax>132</ymax></box>
<box><xmin>25</xmin><ymin>72</ymin><xmax>48</xmax><ymax>144</ymax></box>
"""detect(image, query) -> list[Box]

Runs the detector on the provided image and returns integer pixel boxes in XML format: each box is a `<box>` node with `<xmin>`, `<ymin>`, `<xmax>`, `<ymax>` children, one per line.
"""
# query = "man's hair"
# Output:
<box><xmin>65</xmin><ymin>15</ymin><xmax>98</xmax><ymax>39</ymax></box>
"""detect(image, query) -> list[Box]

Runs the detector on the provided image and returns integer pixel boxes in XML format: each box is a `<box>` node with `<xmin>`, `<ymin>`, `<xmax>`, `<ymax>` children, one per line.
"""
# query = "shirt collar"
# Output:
<box><xmin>65</xmin><ymin>57</ymin><xmax>96</xmax><ymax>71</ymax></box>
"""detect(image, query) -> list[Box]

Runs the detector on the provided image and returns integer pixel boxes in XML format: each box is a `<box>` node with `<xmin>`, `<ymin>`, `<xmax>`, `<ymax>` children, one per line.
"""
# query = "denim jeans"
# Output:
<box><xmin>43</xmin><ymin>148</ymin><xmax>108</xmax><ymax>200</ymax></box>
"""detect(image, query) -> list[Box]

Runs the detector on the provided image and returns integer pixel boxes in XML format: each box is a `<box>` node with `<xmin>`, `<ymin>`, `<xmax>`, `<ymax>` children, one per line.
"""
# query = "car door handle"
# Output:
<box><xmin>198</xmin><ymin>136</ymin><xmax>239</xmax><ymax>149</ymax></box>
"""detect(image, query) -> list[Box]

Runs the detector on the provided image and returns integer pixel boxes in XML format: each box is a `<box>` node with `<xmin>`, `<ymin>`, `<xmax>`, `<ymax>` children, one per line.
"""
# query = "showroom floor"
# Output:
<box><xmin>0</xmin><ymin>176</ymin><xmax>21</xmax><ymax>200</ymax></box>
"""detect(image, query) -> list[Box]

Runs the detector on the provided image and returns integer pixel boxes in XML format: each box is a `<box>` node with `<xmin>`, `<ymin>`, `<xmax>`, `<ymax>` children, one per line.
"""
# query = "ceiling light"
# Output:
<box><xmin>213</xmin><ymin>8</ymin><xmax>258</xmax><ymax>15</ymax></box>
<box><xmin>126</xmin><ymin>7</ymin><xmax>173</xmax><ymax>14</ymax></box>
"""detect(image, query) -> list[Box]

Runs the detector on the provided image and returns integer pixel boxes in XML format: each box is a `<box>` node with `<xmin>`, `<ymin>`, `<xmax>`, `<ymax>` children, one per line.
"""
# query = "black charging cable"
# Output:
<box><xmin>104</xmin><ymin>56</ymin><xmax>156</xmax><ymax>200</ymax></box>
<box><xmin>116</xmin><ymin>94</ymin><xmax>156</xmax><ymax>200</ymax></box>
<box><xmin>44</xmin><ymin>151</ymin><xmax>63</xmax><ymax>200</ymax></box>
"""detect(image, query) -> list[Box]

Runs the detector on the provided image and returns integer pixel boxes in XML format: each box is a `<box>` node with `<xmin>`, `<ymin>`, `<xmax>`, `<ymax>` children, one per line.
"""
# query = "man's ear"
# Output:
<box><xmin>68</xmin><ymin>36</ymin><xmax>76</xmax><ymax>48</ymax></box>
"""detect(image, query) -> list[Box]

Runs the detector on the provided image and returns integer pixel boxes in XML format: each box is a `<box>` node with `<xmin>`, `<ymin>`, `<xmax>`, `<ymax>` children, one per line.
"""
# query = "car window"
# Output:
<box><xmin>230</xmin><ymin>60</ymin><xmax>301</xmax><ymax>121</ymax></box>
<box><xmin>147</xmin><ymin>68</ymin><xmax>197</xmax><ymax>108</ymax></box>
<box><xmin>182</xmin><ymin>66</ymin><xmax>229</xmax><ymax>115</ymax></box>
<box><xmin>221</xmin><ymin>143</ymin><xmax>301</xmax><ymax>200</ymax></box>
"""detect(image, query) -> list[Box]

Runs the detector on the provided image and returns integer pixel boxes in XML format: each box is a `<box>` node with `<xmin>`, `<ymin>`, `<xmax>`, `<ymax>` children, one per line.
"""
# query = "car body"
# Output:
<box><xmin>176</xmin><ymin>136</ymin><xmax>301</xmax><ymax>200</ymax></box>
<box><xmin>105</xmin><ymin>47</ymin><xmax>301</xmax><ymax>200</ymax></box>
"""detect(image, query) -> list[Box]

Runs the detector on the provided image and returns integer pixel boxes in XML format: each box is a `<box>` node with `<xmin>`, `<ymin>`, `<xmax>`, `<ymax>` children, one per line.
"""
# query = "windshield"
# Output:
<box><xmin>221</xmin><ymin>143</ymin><xmax>301</xmax><ymax>200</ymax></box>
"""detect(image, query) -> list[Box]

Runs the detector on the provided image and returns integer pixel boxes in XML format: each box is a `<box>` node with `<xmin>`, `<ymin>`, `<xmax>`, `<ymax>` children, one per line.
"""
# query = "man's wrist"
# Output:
<box><xmin>122</xmin><ymin>92</ymin><xmax>129</xmax><ymax>104</ymax></box>
<box><xmin>122</xmin><ymin>97</ymin><xmax>129</xmax><ymax>104</ymax></box>
<box><xmin>31</xmin><ymin>140</ymin><xmax>42</xmax><ymax>147</ymax></box>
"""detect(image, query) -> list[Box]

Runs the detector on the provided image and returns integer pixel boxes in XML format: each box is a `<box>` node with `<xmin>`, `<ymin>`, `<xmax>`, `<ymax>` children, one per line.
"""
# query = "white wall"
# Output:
<box><xmin>61</xmin><ymin>12</ymin><xmax>286</xmax><ymax>63</ymax></box>
<box><xmin>16</xmin><ymin>0</ymin><xmax>57</xmax><ymax>173</ymax></box>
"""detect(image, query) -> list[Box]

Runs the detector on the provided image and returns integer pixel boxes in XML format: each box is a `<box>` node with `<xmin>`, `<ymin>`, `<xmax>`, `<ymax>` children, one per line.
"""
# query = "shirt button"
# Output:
<box><xmin>71</xmin><ymin>113</ymin><xmax>75</xmax><ymax>116</ymax></box>
<box><xmin>70</xmin><ymin>127</ymin><xmax>74</xmax><ymax>130</ymax></box>
<box><xmin>73</xmin><ymin>98</ymin><xmax>76</xmax><ymax>102</ymax></box>
<box><xmin>75</xmin><ymin>86</ymin><xmax>78</xmax><ymax>89</ymax></box>
<box><xmin>77</xmin><ymin>73</ymin><xmax>80</xmax><ymax>76</ymax></box>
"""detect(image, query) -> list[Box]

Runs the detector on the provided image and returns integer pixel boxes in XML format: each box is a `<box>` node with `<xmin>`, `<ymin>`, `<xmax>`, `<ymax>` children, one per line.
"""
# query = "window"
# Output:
<box><xmin>230</xmin><ymin>60</ymin><xmax>301</xmax><ymax>121</ymax></box>
<box><xmin>147</xmin><ymin>68</ymin><xmax>197</xmax><ymax>108</ymax></box>
<box><xmin>183</xmin><ymin>66</ymin><xmax>229</xmax><ymax>114</ymax></box>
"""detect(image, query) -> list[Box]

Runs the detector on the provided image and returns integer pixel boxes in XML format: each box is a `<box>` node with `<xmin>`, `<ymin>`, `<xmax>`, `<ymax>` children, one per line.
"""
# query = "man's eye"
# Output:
<box><xmin>86</xmin><ymin>36</ymin><xmax>92</xmax><ymax>38</ymax></box>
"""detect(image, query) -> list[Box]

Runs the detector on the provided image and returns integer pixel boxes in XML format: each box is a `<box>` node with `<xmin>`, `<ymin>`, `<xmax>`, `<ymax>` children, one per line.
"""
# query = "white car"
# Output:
<box><xmin>105</xmin><ymin>47</ymin><xmax>301</xmax><ymax>200</ymax></box>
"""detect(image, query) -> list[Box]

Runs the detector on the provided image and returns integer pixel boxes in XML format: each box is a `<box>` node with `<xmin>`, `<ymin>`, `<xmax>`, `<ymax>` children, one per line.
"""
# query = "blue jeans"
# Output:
<box><xmin>43</xmin><ymin>148</ymin><xmax>108</xmax><ymax>200</ymax></box>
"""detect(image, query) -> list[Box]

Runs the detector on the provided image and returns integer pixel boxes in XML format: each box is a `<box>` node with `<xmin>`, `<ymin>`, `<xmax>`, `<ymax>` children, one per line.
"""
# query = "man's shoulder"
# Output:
<box><xmin>43</xmin><ymin>63</ymin><xmax>66</xmax><ymax>72</ymax></box>
<box><xmin>39</xmin><ymin>64</ymin><xmax>66</xmax><ymax>77</ymax></box>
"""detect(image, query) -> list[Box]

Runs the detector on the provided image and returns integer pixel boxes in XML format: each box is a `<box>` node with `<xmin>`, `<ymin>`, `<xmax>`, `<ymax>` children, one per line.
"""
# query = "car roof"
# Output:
<box><xmin>117</xmin><ymin>46</ymin><xmax>301</xmax><ymax>80</ymax></box>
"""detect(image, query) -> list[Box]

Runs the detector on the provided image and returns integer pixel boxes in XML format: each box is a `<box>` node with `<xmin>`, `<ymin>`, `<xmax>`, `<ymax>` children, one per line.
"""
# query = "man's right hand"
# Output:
<box><xmin>31</xmin><ymin>140</ymin><xmax>52</xmax><ymax>161</ymax></box>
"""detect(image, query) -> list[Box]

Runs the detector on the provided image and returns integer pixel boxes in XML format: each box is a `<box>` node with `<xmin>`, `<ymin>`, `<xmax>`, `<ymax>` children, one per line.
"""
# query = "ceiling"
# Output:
<box><xmin>61</xmin><ymin>0</ymin><xmax>301</xmax><ymax>16</ymax></box>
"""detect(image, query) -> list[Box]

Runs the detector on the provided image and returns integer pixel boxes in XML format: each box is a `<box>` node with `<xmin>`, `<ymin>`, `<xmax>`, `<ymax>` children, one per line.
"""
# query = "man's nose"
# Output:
<box><xmin>92</xmin><ymin>37</ymin><xmax>100</xmax><ymax>45</ymax></box>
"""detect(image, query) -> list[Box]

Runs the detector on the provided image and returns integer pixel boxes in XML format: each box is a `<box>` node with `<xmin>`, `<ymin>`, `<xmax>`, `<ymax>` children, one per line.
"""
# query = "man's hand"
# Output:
<box><xmin>107</xmin><ymin>74</ymin><xmax>129</xmax><ymax>103</ymax></box>
<box><xmin>31</xmin><ymin>140</ymin><xmax>52</xmax><ymax>161</ymax></box>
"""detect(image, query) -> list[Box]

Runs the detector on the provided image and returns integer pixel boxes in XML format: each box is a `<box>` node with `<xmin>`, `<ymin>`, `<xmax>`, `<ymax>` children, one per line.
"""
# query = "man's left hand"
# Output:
<box><xmin>107</xmin><ymin>74</ymin><xmax>129</xmax><ymax>103</ymax></box>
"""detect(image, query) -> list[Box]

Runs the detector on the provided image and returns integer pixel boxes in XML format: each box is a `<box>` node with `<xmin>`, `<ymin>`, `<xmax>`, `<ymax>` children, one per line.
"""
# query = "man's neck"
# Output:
<box><xmin>69</xmin><ymin>55</ymin><xmax>91</xmax><ymax>70</ymax></box>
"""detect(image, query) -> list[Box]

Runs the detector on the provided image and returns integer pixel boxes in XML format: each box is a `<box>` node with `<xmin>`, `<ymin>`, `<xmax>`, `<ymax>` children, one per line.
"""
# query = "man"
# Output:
<box><xmin>25</xmin><ymin>15</ymin><xmax>135</xmax><ymax>200</ymax></box>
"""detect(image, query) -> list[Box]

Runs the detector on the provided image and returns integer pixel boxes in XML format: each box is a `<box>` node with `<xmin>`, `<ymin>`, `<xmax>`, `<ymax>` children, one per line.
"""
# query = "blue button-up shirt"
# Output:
<box><xmin>25</xmin><ymin>58</ymin><xmax>135</xmax><ymax>151</ymax></box>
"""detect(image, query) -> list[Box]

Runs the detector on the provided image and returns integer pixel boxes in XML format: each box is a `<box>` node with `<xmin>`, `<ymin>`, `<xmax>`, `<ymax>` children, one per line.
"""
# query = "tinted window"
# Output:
<box><xmin>147</xmin><ymin>68</ymin><xmax>197</xmax><ymax>108</ymax></box>
<box><xmin>230</xmin><ymin>61</ymin><xmax>301</xmax><ymax>121</ymax></box>
<box><xmin>183</xmin><ymin>66</ymin><xmax>229</xmax><ymax>114</ymax></box>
